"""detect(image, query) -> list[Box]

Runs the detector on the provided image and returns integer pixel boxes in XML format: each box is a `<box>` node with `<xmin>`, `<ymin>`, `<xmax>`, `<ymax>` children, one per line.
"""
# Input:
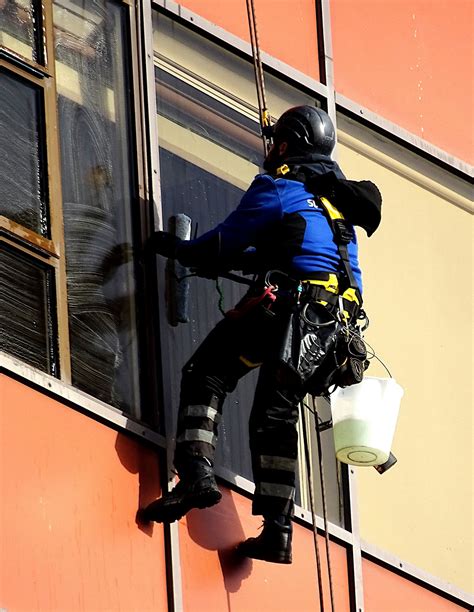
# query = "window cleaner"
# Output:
<box><xmin>140</xmin><ymin>105</ymin><xmax>383</xmax><ymax>567</ymax></box>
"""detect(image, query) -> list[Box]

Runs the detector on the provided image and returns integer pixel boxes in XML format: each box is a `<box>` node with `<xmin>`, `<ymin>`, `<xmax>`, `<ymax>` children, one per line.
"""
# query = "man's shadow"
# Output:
<box><xmin>185</xmin><ymin>486</ymin><xmax>253</xmax><ymax>593</ymax></box>
<box><xmin>115</xmin><ymin>433</ymin><xmax>253</xmax><ymax>591</ymax></box>
<box><xmin>114</xmin><ymin>432</ymin><xmax>162</xmax><ymax>537</ymax></box>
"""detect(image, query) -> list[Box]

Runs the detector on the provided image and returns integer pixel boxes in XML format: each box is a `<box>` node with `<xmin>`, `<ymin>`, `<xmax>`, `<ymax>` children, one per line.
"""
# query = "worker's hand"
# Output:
<box><xmin>149</xmin><ymin>231</ymin><xmax>182</xmax><ymax>259</ymax></box>
<box><xmin>190</xmin><ymin>266</ymin><xmax>219</xmax><ymax>280</ymax></box>
<box><xmin>225</xmin><ymin>250</ymin><xmax>258</xmax><ymax>275</ymax></box>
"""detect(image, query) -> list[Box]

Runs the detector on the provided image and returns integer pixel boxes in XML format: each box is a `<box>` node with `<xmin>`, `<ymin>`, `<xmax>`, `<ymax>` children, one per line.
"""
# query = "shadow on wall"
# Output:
<box><xmin>114</xmin><ymin>434</ymin><xmax>252</xmax><ymax>590</ymax></box>
<box><xmin>186</xmin><ymin>488</ymin><xmax>253</xmax><ymax>592</ymax></box>
<box><xmin>114</xmin><ymin>432</ymin><xmax>162</xmax><ymax>537</ymax></box>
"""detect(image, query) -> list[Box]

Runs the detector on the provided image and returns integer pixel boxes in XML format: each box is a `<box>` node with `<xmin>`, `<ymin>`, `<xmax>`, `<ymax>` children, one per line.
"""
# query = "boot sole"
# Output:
<box><xmin>141</xmin><ymin>489</ymin><xmax>222</xmax><ymax>524</ymax></box>
<box><xmin>235</xmin><ymin>543</ymin><xmax>292</xmax><ymax>564</ymax></box>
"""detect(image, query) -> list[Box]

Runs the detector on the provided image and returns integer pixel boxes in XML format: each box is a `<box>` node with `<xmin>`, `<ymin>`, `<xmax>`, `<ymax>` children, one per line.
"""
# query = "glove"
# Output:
<box><xmin>149</xmin><ymin>231</ymin><xmax>182</xmax><ymax>259</ymax></box>
<box><xmin>189</xmin><ymin>266</ymin><xmax>219</xmax><ymax>280</ymax></box>
<box><xmin>224</xmin><ymin>250</ymin><xmax>259</xmax><ymax>275</ymax></box>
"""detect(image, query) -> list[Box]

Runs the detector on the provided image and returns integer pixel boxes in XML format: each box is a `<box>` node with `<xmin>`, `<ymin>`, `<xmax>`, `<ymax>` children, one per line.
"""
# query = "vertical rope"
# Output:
<box><xmin>313</xmin><ymin>395</ymin><xmax>336</xmax><ymax>612</ymax></box>
<box><xmin>245</xmin><ymin>0</ymin><xmax>270</xmax><ymax>155</ymax></box>
<box><xmin>300</xmin><ymin>401</ymin><xmax>326</xmax><ymax>612</ymax></box>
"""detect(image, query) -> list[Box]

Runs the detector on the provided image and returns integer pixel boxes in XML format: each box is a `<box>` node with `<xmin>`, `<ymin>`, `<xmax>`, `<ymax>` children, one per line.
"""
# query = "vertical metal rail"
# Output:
<box><xmin>137</xmin><ymin>1</ymin><xmax>184</xmax><ymax>609</ymax></box>
<box><xmin>315</xmin><ymin>1</ymin><xmax>365</xmax><ymax>609</ymax></box>
<box><xmin>346</xmin><ymin>468</ymin><xmax>365</xmax><ymax>612</ymax></box>
<box><xmin>41</xmin><ymin>0</ymin><xmax>72</xmax><ymax>383</ymax></box>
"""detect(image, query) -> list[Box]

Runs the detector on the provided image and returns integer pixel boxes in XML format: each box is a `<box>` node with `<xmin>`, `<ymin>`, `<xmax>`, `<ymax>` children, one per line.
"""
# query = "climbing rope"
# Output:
<box><xmin>301</xmin><ymin>400</ymin><xmax>326</xmax><ymax>612</ymax></box>
<box><xmin>312</xmin><ymin>395</ymin><xmax>336</xmax><ymax>612</ymax></box>
<box><xmin>301</xmin><ymin>397</ymin><xmax>337</xmax><ymax>612</ymax></box>
<box><xmin>245</xmin><ymin>0</ymin><xmax>272</xmax><ymax>155</ymax></box>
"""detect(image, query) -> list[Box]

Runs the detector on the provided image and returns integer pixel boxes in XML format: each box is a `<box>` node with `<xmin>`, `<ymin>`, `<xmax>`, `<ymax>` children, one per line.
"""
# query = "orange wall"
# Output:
<box><xmin>1</xmin><ymin>374</ymin><xmax>468</xmax><ymax>611</ymax></box>
<box><xmin>0</xmin><ymin>375</ymin><xmax>168</xmax><ymax>612</ymax></box>
<box><xmin>363</xmin><ymin>558</ymin><xmax>468</xmax><ymax>612</ymax></box>
<box><xmin>178</xmin><ymin>489</ymin><xmax>351</xmax><ymax>611</ymax></box>
<box><xmin>331</xmin><ymin>0</ymin><xmax>473</xmax><ymax>163</ymax></box>
<box><xmin>178</xmin><ymin>0</ymin><xmax>320</xmax><ymax>80</ymax></box>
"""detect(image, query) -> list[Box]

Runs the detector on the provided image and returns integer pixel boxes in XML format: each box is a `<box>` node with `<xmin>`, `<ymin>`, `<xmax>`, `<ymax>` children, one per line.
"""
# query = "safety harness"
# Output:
<box><xmin>275</xmin><ymin>162</ymin><xmax>364</xmax><ymax>322</ymax></box>
<box><xmin>307</xmin><ymin>197</ymin><xmax>362</xmax><ymax>321</ymax></box>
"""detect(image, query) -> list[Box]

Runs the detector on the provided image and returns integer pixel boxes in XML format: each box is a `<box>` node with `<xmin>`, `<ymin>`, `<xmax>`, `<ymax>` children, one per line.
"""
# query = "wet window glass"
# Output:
<box><xmin>153</xmin><ymin>13</ymin><xmax>346</xmax><ymax>526</ymax></box>
<box><xmin>154</xmin><ymin>12</ymin><xmax>262</xmax><ymax>482</ymax></box>
<box><xmin>0</xmin><ymin>69</ymin><xmax>48</xmax><ymax>235</ymax></box>
<box><xmin>0</xmin><ymin>0</ymin><xmax>41</xmax><ymax>62</ymax></box>
<box><xmin>54</xmin><ymin>0</ymin><xmax>141</xmax><ymax>416</ymax></box>
<box><xmin>0</xmin><ymin>245</ymin><xmax>57</xmax><ymax>375</ymax></box>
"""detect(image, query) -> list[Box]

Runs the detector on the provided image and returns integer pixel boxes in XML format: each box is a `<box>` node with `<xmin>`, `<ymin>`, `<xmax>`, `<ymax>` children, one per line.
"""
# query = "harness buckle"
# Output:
<box><xmin>333</xmin><ymin>219</ymin><xmax>354</xmax><ymax>244</ymax></box>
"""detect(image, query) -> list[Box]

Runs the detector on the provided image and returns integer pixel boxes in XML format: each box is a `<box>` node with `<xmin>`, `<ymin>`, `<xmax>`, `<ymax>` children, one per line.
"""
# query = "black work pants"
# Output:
<box><xmin>174</xmin><ymin>296</ymin><xmax>305</xmax><ymax>518</ymax></box>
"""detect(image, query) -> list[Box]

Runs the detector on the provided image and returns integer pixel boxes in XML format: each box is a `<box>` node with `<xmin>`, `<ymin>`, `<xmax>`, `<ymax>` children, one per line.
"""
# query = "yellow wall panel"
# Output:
<box><xmin>337</xmin><ymin>119</ymin><xmax>473</xmax><ymax>592</ymax></box>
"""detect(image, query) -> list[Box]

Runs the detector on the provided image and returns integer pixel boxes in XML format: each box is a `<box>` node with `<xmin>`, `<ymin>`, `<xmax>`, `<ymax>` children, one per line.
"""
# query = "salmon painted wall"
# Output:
<box><xmin>1</xmin><ymin>375</ymin><xmax>468</xmax><ymax>610</ymax></box>
<box><xmin>363</xmin><ymin>558</ymin><xmax>468</xmax><ymax>612</ymax></box>
<box><xmin>331</xmin><ymin>0</ymin><xmax>474</xmax><ymax>164</ymax></box>
<box><xmin>0</xmin><ymin>375</ymin><xmax>168</xmax><ymax>612</ymax></box>
<box><xmin>178</xmin><ymin>0</ymin><xmax>320</xmax><ymax>80</ymax></box>
<box><xmin>177</xmin><ymin>489</ymin><xmax>350</xmax><ymax>611</ymax></box>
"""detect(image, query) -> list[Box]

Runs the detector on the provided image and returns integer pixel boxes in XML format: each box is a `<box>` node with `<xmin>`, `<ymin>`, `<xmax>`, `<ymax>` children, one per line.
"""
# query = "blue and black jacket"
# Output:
<box><xmin>178</xmin><ymin>157</ymin><xmax>381</xmax><ymax>294</ymax></box>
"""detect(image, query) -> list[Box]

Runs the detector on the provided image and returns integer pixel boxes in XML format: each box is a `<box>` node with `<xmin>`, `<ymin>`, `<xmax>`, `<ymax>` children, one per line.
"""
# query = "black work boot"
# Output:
<box><xmin>139</xmin><ymin>457</ymin><xmax>221</xmax><ymax>524</ymax></box>
<box><xmin>236</xmin><ymin>516</ymin><xmax>293</xmax><ymax>564</ymax></box>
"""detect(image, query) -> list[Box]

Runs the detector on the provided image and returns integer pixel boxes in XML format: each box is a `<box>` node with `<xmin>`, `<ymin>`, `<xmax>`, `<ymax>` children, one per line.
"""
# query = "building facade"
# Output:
<box><xmin>1</xmin><ymin>0</ymin><xmax>472</xmax><ymax>610</ymax></box>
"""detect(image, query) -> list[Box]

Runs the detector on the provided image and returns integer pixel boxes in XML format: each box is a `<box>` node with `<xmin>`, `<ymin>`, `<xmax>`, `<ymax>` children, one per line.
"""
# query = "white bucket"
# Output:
<box><xmin>330</xmin><ymin>377</ymin><xmax>403</xmax><ymax>466</ymax></box>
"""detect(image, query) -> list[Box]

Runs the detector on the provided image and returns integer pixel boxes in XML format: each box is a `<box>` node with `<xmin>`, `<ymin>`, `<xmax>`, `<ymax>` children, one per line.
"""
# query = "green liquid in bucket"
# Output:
<box><xmin>333</xmin><ymin>419</ymin><xmax>389</xmax><ymax>466</ymax></box>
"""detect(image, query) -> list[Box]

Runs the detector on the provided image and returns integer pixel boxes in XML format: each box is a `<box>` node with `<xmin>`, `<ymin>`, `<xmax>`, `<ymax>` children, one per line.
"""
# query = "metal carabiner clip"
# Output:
<box><xmin>300</xmin><ymin>302</ymin><xmax>336</xmax><ymax>328</ymax></box>
<box><xmin>264</xmin><ymin>269</ymin><xmax>280</xmax><ymax>292</ymax></box>
<box><xmin>336</xmin><ymin>295</ymin><xmax>350</xmax><ymax>328</ymax></box>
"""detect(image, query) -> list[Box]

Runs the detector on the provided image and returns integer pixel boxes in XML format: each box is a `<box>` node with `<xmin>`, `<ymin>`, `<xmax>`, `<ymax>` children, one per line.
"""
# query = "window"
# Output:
<box><xmin>0</xmin><ymin>0</ymin><xmax>43</xmax><ymax>63</ymax></box>
<box><xmin>0</xmin><ymin>69</ymin><xmax>47</xmax><ymax>235</ymax></box>
<box><xmin>53</xmin><ymin>0</ymin><xmax>142</xmax><ymax>415</ymax></box>
<box><xmin>0</xmin><ymin>22</ymin><xmax>62</xmax><ymax>377</ymax></box>
<box><xmin>1</xmin><ymin>0</ymin><xmax>143</xmax><ymax>419</ymax></box>
<box><xmin>153</xmin><ymin>13</ymin><xmax>346</xmax><ymax>525</ymax></box>
<box><xmin>0</xmin><ymin>244</ymin><xmax>57</xmax><ymax>374</ymax></box>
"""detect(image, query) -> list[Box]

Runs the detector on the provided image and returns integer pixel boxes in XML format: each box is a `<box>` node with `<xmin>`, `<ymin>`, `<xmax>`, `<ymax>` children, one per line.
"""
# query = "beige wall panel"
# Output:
<box><xmin>337</xmin><ymin>127</ymin><xmax>473</xmax><ymax>593</ymax></box>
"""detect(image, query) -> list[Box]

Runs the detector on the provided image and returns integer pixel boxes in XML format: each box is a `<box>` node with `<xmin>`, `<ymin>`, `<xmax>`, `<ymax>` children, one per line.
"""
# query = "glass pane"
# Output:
<box><xmin>0</xmin><ymin>245</ymin><xmax>57</xmax><ymax>375</ymax></box>
<box><xmin>0</xmin><ymin>69</ymin><xmax>48</xmax><ymax>235</ymax></box>
<box><xmin>154</xmin><ymin>12</ymin><xmax>262</xmax><ymax>481</ymax></box>
<box><xmin>54</xmin><ymin>0</ymin><xmax>141</xmax><ymax>416</ymax></box>
<box><xmin>0</xmin><ymin>0</ymin><xmax>41</xmax><ymax>62</ymax></box>
<box><xmin>154</xmin><ymin>13</ymin><xmax>347</xmax><ymax>526</ymax></box>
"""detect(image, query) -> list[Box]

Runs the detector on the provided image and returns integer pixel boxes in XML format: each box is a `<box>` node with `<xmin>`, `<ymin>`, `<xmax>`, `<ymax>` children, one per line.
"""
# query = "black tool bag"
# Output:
<box><xmin>277</xmin><ymin>299</ymin><xmax>369</xmax><ymax>396</ymax></box>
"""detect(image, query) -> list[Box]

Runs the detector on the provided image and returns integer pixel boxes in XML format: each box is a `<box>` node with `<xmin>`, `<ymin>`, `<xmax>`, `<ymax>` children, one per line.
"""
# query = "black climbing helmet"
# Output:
<box><xmin>272</xmin><ymin>105</ymin><xmax>336</xmax><ymax>156</ymax></box>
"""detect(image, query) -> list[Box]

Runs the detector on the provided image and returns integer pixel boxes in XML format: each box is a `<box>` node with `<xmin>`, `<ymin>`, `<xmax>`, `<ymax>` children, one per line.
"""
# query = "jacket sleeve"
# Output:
<box><xmin>177</xmin><ymin>174</ymin><xmax>283</xmax><ymax>268</ymax></box>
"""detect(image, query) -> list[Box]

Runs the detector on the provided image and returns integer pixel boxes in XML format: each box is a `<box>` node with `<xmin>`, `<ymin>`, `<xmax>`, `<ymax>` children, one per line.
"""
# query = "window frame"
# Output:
<box><xmin>0</xmin><ymin>0</ymin><xmax>49</xmax><ymax>67</ymax></box>
<box><xmin>0</xmin><ymin>0</ymin><xmax>153</xmax><ymax>401</ymax></box>
<box><xmin>0</xmin><ymin>44</ymin><xmax>70</xmax><ymax>380</ymax></box>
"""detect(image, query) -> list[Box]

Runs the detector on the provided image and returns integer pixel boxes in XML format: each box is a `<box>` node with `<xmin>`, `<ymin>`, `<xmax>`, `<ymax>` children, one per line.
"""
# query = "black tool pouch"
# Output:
<box><xmin>335</xmin><ymin>332</ymin><xmax>368</xmax><ymax>387</ymax></box>
<box><xmin>277</xmin><ymin>301</ymin><xmax>339</xmax><ymax>390</ymax></box>
<box><xmin>278</xmin><ymin>301</ymin><xmax>369</xmax><ymax>396</ymax></box>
